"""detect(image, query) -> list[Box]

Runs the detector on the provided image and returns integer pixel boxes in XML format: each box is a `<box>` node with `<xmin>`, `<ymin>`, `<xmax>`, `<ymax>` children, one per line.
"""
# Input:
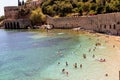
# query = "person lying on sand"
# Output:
<box><xmin>96</xmin><ymin>58</ymin><xmax>106</xmax><ymax>62</ymax></box>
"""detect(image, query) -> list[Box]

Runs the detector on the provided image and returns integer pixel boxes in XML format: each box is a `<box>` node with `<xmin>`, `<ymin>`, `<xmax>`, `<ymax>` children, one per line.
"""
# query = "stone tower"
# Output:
<box><xmin>18</xmin><ymin>0</ymin><xmax>21</xmax><ymax>6</ymax></box>
<box><xmin>22</xmin><ymin>0</ymin><xmax>25</xmax><ymax>5</ymax></box>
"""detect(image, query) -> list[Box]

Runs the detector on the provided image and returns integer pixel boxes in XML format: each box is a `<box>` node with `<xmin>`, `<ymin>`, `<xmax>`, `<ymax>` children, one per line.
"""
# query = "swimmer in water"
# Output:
<box><xmin>62</xmin><ymin>69</ymin><xmax>65</xmax><ymax>73</ymax></box>
<box><xmin>66</xmin><ymin>71</ymin><xmax>69</xmax><ymax>76</ymax></box>
<box><xmin>58</xmin><ymin>62</ymin><xmax>60</xmax><ymax>65</ymax></box>
<box><xmin>66</xmin><ymin>61</ymin><xmax>68</xmax><ymax>66</ymax></box>
<box><xmin>74</xmin><ymin>63</ymin><xmax>77</xmax><ymax>68</ymax></box>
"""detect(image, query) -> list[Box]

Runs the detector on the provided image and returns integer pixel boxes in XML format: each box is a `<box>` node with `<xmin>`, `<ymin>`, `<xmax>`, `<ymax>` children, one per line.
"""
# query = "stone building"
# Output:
<box><xmin>46</xmin><ymin>12</ymin><xmax>120</xmax><ymax>35</ymax></box>
<box><xmin>3</xmin><ymin>0</ymin><xmax>32</xmax><ymax>29</ymax></box>
<box><xmin>4</xmin><ymin>6</ymin><xmax>19</xmax><ymax>19</ymax></box>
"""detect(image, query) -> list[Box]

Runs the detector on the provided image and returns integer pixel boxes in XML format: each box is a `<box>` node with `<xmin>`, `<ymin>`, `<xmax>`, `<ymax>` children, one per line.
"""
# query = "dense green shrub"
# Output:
<box><xmin>30</xmin><ymin>8</ymin><xmax>46</xmax><ymax>25</ymax></box>
<box><xmin>41</xmin><ymin>0</ymin><xmax>120</xmax><ymax>17</ymax></box>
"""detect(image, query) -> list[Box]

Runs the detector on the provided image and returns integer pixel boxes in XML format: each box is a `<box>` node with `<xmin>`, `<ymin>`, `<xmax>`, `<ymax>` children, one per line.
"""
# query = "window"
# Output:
<box><xmin>113</xmin><ymin>24</ymin><xmax>116</xmax><ymax>29</ymax></box>
<box><xmin>104</xmin><ymin>25</ymin><xmax>106</xmax><ymax>29</ymax></box>
<box><xmin>117</xmin><ymin>22</ymin><xmax>120</xmax><ymax>24</ymax></box>
<box><xmin>109</xmin><ymin>25</ymin><xmax>111</xmax><ymax>29</ymax></box>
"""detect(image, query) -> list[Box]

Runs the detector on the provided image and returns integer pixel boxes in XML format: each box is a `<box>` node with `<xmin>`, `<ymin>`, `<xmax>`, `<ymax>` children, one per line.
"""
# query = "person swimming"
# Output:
<box><xmin>58</xmin><ymin>62</ymin><xmax>60</xmax><ymax>65</ymax></box>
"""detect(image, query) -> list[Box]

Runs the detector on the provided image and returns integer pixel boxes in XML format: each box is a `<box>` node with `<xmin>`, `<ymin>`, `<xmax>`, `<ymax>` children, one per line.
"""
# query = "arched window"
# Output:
<box><xmin>8</xmin><ymin>23</ymin><xmax>10</xmax><ymax>29</ymax></box>
<box><xmin>5</xmin><ymin>23</ymin><xmax>7</xmax><ymax>29</ymax></box>
<box><xmin>10</xmin><ymin>22</ymin><xmax>13</xmax><ymax>29</ymax></box>
<box><xmin>17</xmin><ymin>22</ymin><xmax>20</xmax><ymax>29</ymax></box>
<box><xmin>117</xmin><ymin>22</ymin><xmax>120</xmax><ymax>24</ymax></box>
<box><xmin>13</xmin><ymin>22</ymin><xmax>16</xmax><ymax>29</ymax></box>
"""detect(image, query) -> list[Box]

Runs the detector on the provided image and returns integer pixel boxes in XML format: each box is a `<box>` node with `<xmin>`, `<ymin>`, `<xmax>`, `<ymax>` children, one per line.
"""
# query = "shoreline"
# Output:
<box><xmin>38</xmin><ymin>29</ymin><xmax>120</xmax><ymax>80</ymax></box>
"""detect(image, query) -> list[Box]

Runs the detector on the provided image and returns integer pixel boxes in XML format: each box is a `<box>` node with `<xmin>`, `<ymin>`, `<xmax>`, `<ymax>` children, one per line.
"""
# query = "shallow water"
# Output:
<box><xmin>0</xmin><ymin>29</ymin><xmax>119</xmax><ymax>80</ymax></box>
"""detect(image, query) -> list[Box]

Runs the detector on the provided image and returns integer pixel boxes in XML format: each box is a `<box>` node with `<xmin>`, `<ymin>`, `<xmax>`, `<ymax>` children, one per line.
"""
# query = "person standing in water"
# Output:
<box><xmin>74</xmin><ymin>63</ymin><xmax>77</xmax><ymax>68</ymax></box>
<box><xmin>80</xmin><ymin>64</ymin><xmax>82</xmax><ymax>68</ymax></box>
<box><xmin>92</xmin><ymin>54</ymin><xmax>95</xmax><ymax>58</ymax></box>
<box><xmin>62</xmin><ymin>69</ymin><xmax>65</xmax><ymax>73</ymax></box>
<box><xmin>66</xmin><ymin>71</ymin><xmax>69</xmax><ymax>77</ymax></box>
<box><xmin>83</xmin><ymin>54</ymin><xmax>86</xmax><ymax>59</ymax></box>
<box><xmin>66</xmin><ymin>61</ymin><xmax>68</xmax><ymax>66</ymax></box>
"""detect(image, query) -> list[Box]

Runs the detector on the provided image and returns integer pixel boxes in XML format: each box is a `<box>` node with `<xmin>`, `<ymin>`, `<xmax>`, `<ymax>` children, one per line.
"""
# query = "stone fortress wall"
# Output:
<box><xmin>4</xmin><ymin>6</ymin><xmax>19</xmax><ymax>19</ymax></box>
<box><xmin>46</xmin><ymin>12</ymin><xmax>120</xmax><ymax>35</ymax></box>
<box><xmin>4</xmin><ymin>19</ymin><xmax>31</xmax><ymax>29</ymax></box>
<box><xmin>4</xmin><ymin>5</ymin><xmax>32</xmax><ymax>29</ymax></box>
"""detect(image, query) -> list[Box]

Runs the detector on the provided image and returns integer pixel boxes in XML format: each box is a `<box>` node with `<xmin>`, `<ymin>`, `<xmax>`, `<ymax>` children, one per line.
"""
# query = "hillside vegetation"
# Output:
<box><xmin>27</xmin><ymin>0</ymin><xmax>120</xmax><ymax>25</ymax></box>
<box><xmin>41</xmin><ymin>0</ymin><xmax>120</xmax><ymax>17</ymax></box>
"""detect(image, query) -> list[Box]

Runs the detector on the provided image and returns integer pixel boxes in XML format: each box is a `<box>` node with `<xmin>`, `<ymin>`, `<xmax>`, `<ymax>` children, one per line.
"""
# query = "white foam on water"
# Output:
<box><xmin>58</xmin><ymin>33</ymin><xmax>64</xmax><ymax>35</ymax></box>
<box><xmin>28</xmin><ymin>34</ymin><xmax>47</xmax><ymax>39</ymax></box>
<box><xmin>97</xmin><ymin>46</ymin><xmax>106</xmax><ymax>49</ymax></box>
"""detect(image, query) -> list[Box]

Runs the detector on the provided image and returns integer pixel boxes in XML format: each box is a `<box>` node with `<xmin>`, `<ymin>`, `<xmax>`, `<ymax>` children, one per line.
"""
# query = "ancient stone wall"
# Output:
<box><xmin>4</xmin><ymin>19</ymin><xmax>31</xmax><ymax>29</ymax></box>
<box><xmin>46</xmin><ymin>12</ymin><xmax>120</xmax><ymax>35</ymax></box>
<box><xmin>4</xmin><ymin>6</ymin><xmax>19</xmax><ymax>19</ymax></box>
<box><xmin>95</xmin><ymin>13</ymin><xmax>120</xmax><ymax>35</ymax></box>
<box><xmin>4</xmin><ymin>6</ymin><xmax>32</xmax><ymax>29</ymax></box>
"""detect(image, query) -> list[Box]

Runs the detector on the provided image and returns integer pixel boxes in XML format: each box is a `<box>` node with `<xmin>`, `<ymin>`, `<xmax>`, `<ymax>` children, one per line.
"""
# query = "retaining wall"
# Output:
<box><xmin>46</xmin><ymin>12</ymin><xmax>120</xmax><ymax>35</ymax></box>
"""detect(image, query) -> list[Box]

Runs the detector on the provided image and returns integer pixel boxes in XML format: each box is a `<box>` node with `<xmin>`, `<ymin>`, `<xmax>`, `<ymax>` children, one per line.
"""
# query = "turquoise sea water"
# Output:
<box><xmin>0</xmin><ymin>29</ymin><xmax>119</xmax><ymax>80</ymax></box>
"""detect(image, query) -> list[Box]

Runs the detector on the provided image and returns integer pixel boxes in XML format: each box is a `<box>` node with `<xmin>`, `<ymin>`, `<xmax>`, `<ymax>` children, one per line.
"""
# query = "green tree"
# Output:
<box><xmin>0</xmin><ymin>16</ymin><xmax>5</xmax><ymax>22</ymax></box>
<box><xmin>41</xmin><ymin>0</ymin><xmax>120</xmax><ymax>17</ymax></box>
<box><xmin>30</xmin><ymin>8</ymin><xmax>46</xmax><ymax>25</ymax></box>
<box><xmin>82</xmin><ymin>2</ymin><xmax>90</xmax><ymax>13</ymax></box>
<box><xmin>59</xmin><ymin>2</ymin><xmax>73</xmax><ymax>16</ymax></box>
